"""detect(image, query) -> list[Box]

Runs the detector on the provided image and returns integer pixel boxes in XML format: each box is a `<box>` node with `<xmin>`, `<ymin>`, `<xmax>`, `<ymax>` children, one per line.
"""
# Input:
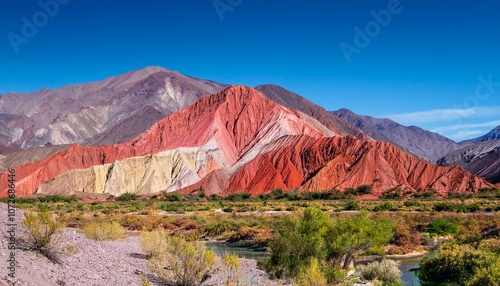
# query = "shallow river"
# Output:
<box><xmin>206</xmin><ymin>243</ymin><xmax>432</xmax><ymax>286</ymax></box>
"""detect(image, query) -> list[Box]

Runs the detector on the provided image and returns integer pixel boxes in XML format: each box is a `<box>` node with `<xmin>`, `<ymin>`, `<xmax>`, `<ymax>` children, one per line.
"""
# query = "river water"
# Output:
<box><xmin>206</xmin><ymin>243</ymin><xmax>429</xmax><ymax>286</ymax></box>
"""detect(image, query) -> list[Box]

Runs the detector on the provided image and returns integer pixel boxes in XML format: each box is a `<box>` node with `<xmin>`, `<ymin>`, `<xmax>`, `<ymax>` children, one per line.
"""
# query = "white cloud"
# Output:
<box><xmin>383</xmin><ymin>106</ymin><xmax>500</xmax><ymax>125</ymax></box>
<box><xmin>446</xmin><ymin>130</ymin><xmax>486</xmax><ymax>141</ymax></box>
<box><xmin>430</xmin><ymin>120</ymin><xmax>500</xmax><ymax>133</ymax></box>
<box><xmin>428</xmin><ymin>120</ymin><xmax>500</xmax><ymax>141</ymax></box>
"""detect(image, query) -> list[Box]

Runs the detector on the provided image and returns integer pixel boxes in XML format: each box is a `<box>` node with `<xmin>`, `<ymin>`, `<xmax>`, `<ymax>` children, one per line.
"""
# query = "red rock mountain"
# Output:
<box><xmin>0</xmin><ymin>86</ymin><xmax>494</xmax><ymax>197</ymax></box>
<box><xmin>255</xmin><ymin>84</ymin><xmax>366</xmax><ymax>140</ymax></box>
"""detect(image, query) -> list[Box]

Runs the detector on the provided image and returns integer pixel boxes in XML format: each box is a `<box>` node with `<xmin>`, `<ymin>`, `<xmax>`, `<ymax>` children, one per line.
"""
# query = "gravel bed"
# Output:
<box><xmin>0</xmin><ymin>203</ymin><xmax>280</xmax><ymax>286</ymax></box>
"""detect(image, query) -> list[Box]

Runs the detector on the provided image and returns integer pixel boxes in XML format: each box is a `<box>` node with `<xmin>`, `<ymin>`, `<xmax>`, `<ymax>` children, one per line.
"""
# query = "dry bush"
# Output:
<box><xmin>388</xmin><ymin>224</ymin><xmax>422</xmax><ymax>254</ymax></box>
<box><xmin>140</xmin><ymin>230</ymin><xmax>168</xmax><ymax>259</ymax></box>
<box><xmin>222</xmin><ymin>253</ymin><xmax>241</xmax><ymax>286</ymax></box>
<box><xmin>82</xmin><ymin>221</ymin><xmax>126</xmax><ymax>241</ymax></box>
<box><xmin>478</xmin><ymin>238</ymin><xmax>500</xmax><ymax>253</ymax></box>
<box><xmin>148</xmin><ymin>235</ymin><xmax>216</xmax><ymax>286</ymax></box>
<box><xmin>63</xmin><ymin>244</ymin><xmax>80</xmax><ymax>254</ymax></box>
<box><xmin>21</xmin><ymin>211</ymin><xmax>62</xmax><ymax>263</ymax></box>
<box><xmin>139</xmin><ymin>275</ymin><xmax>153</xmax><ymax>286</ymax></box>
<box><xmin>293</xmin><ymin>258</ymin><xmax>328</xmax><ymax>286</ymax></box>
<box><xmin>62</xmin><ymin>212</ymin><xmax>87</xmax><ymax>228</ymax></box>
<box><xmin>228</xmin><ymin>226</ymin><xmax>272</xmax><ymax>244</ymax></box>
<box><xmin>358</xmin><ymin>259</ymin><xmax>402</xmax><ymax>285</ymax></box>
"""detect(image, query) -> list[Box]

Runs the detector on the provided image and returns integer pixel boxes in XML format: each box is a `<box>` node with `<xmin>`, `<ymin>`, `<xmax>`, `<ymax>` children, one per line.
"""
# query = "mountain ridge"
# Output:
<box><xmin>0</xmin><ymin>66</ymin><xmax>228</xmax><ymax>149</ymax></box>
<box><xmin>0</xmin><ymin>85</ymin><xmax>334</xmax><ymax>196</ymax></box>
<box><xmin>332</xmin><ymin>108</ymin><xmax>470</xmax><ymax>162</ymax></box>
<box><xmin>0</xmin><ymin>86</ymin><xmax>494</xmax><ymax>198</ymax></box>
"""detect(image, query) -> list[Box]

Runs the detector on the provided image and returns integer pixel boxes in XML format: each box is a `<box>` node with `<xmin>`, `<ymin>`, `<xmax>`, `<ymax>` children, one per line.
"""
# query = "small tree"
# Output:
<box><xmin>265</xmin><ymin>207</ymin><xmax>330</xmax><ymax>278</ymax></box>
<box><xmin>148</xmin><ymin>235</ymin><xmax>216</xmax><ymax>286</ymax></box>
<box><xmin>21</xmin><ymin>211</ymin><xmax>62</xmax><ymax>263</ymax></box>
<box><xmin>325</xmin><ymin>210</ymin><xmax>394</xmax><ymax>269</ymax></box>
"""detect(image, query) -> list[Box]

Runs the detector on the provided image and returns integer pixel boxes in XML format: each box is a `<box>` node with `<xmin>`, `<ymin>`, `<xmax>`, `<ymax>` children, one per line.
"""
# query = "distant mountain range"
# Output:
<box><xmin>0</xmin><ymin>66</ymin><xmax>227</xmax><ymax>150</ymax></box>
<box><xmin>0</xmin><ymin>67</ymin><xmax>498</xmax><ymax>197</ymax></box>
<box><xmin>437</xmin><ymin>140</ymin><xmax>500</xmax><ymax>183</ymax></box>
<box><xmin>330</xmin><ymin>108</ymin><xmax>500</xmax><ymax>184</ymax></box>
<box><xmin>332</xmin><ymin>108</ymin><xmax>470</xmax><ymax>162</ymax></box>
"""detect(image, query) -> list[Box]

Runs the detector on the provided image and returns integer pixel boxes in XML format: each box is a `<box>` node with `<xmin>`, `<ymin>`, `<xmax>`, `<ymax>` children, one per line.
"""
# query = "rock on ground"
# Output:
<box><xmin>0</xmin><ymin>203</ymin><xmax>279</xmax><ymax>286</ymax></box>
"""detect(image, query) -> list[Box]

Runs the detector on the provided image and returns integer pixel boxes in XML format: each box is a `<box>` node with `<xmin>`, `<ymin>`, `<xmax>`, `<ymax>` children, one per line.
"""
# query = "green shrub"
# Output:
<box><xmin>343</xmin><ymin>200</ymin><xmax>360</xmax><ymax>210</ymax></box>
<box><xmin>38</xmin><ymin>203</ymin><xmax>50</xmax><ymax>212</ymax></box>
<box><xmin>373</xmin><ymin>202</ymin><xmax>395</xmax><ymax>212</ymax></box>
<box><xmin>381</xmin><ymin>187</ymin><xmax>405</xmax><ymax>199</ymax></box>
<box><xmin>116</xmin><ymin>192</ymin><xmax>139</xmax><ymax>201</ymax></box>
<box><xmin>426</xmin><ymin>218</ymin><xmax>459</xmax><ymax>236</ymax></box>
<box><xmin>225</xmin><ymin>192</ymin><xmax>251</xmax><ymax>201</ymax></box>
<box><xmin>266</xmin><ymin>208</ymin><xmax>395</xmax><ymax>280</ymax></box>
<box><xmin>433</xmin><ymin>202</ymin><xmax>481</xmax><ymax>213</ymax></box>
<box><xmin>417</xmin><ymin>244</ymin><xmax>500</xmax><ymax>286</ymax></box>
<box><xmin>164</xmin><ymin>193</ymin><xmax>183</xmax><ymax>201</ymax></box>
<box><xmin>205</xmin><ymin>220</ymin><xmax>235</xmax><ymax>237</ymax></box>
<box><xmin>82</xmin><ymin>221</ymin><xmax>126</xmax><ymax>241</ymax></box>
<box><xmin>356</xmin><ymin>185</ymin><xmax>373</xmax><ymax>195</ymax></box>
<box><xmin>404</xmin><ymin>200</ymin><xmax>419</xmax><ymax>207</ymax></box>
<box><xmin>21</xmin><ymin>211</ymin><xmax>62</xmax><ymax>263</ymax></box>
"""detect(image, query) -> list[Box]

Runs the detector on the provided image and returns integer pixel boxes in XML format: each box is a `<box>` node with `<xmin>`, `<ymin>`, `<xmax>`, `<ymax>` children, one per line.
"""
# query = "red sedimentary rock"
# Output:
<box><xmin>0</xmin><ymin>86</ymin><xmax>494</xmax><ymax>197</ymax></box>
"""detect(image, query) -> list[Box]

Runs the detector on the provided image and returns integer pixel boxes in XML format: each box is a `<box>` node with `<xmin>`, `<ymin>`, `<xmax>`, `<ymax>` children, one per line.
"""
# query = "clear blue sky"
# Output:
<box><xmin>1</xmin><ymin>0</ymin><xmax>499</xmax><ymax>141</ymax></box>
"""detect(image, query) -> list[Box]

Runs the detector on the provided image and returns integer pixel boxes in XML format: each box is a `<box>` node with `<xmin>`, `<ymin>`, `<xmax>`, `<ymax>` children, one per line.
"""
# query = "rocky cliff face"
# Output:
<box><xmin>0</xmin><ymin>86</ymin><xmax>494</xmax><ymax>197</ymax></box>
<box><xmin>0</xmin><ymin>66</ymin><xmax>227</xmax><ymax>150</ymax></box>
<box><xmin>194</xmin><ymin>135</ymin><xmax>492</xmax><ymax>196</ymax></box>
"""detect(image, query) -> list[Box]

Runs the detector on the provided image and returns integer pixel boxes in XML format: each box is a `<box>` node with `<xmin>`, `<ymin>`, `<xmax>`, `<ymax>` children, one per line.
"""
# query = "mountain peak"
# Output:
<box><xmin>333</xmin><ymin>108</ymin><xmax>462</xmax><ymax>162</ymax></box>
<box><xmin>140</xmin><ymin>66</ymin><xmax>169</xmax><ymax>74</ymax></box>
<box><xmin>474</xmin><ymin>125</ymin><xmax>500</xmax><ymax>142</ymax></box>
<box><xmin>255</xmin><ymin>85</ymin><xmax>366</xmax><ymax>138</ymax></box>
<box><xmin>334</xmin><ymin>108</ymin><xmax>355</xmax><ymax>116</ymax></box>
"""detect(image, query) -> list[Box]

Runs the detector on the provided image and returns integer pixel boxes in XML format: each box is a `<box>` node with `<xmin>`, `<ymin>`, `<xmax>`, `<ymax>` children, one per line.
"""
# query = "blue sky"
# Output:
<box><xmin>1</xmin><ymin>0</ymin><xmax>499</xmax><ymax>141</ymax></box>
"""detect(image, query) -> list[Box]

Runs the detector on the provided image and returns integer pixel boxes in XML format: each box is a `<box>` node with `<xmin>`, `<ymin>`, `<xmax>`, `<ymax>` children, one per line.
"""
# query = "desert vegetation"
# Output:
<box><xmin>140</xmin><ymin>232</ymin><xmax>216</xmax><ymax>286</ymax></box>
<box><xmin>417</xmin><ymin>244</ymin><xmax>500</xmax><ymax>285</ymax></box>
<box><xmin>264</xmin><ymin>207</ymin><xmax>400</xmax><ymax>284</ymax></box>
<box><xmin>82</xmin><ymin>221</ymin><xmax>127</xmax><ymax>241</ymax></box>
<box><xmin>5</xmin><ymin>189</ymin><xmax>500</xmax><ymax>285</ymax></box>
<box><xmin>358</xmin><ymin>259</ymin><xmax>402</xmax><ymax>286</ymax></box>
<box><xmin>20</xmin><ymin>211</ymin><xmax>63</xmax><ymax>263</ymax></box>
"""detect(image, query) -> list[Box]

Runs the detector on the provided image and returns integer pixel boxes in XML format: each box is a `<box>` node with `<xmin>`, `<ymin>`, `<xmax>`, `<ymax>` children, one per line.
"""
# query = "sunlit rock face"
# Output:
<box><xmin>0</xmin><ymin>86</ymin><xmax>494</xmax><ymax>197</ymax></box>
